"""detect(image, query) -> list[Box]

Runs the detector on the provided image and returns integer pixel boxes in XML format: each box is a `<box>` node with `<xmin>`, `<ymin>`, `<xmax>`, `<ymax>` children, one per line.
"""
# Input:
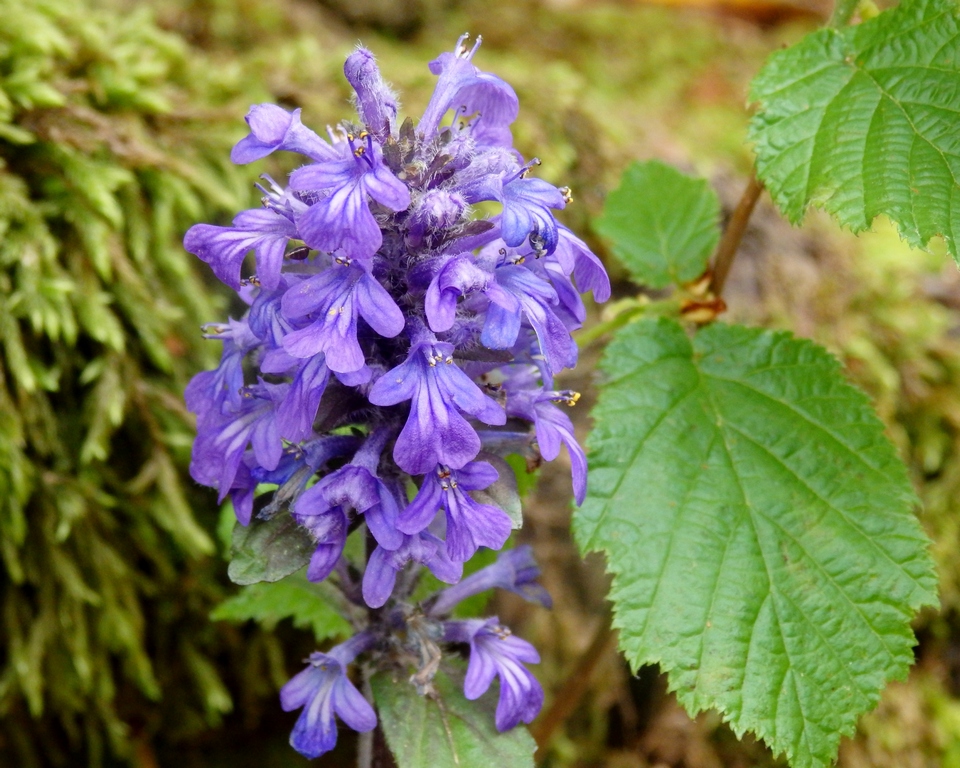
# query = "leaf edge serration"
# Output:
<box><xmin>574</xmin><ymin>317</ymin><xmax>938</xmax><ymax>768</ymax></box>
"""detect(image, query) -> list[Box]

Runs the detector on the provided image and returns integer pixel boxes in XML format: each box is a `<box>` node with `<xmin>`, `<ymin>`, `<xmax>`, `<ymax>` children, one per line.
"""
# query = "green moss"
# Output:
<box><xmin>0</xmin><ymin>0</ymin><xmax>278</xmax><ymax>763</ymax></box>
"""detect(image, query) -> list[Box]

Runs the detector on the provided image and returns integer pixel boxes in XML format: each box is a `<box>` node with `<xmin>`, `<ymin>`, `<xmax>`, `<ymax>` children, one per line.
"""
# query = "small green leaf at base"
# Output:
<box><xmin>210</xmin><ymin>570</ymin><xmax>350</xmax><ymax>641</ymax></box>
<box><xmin>227</xmin><ymin>513</ymin><xmax>315</xmax><ymax>586</ymax></box>
<box><xmin>595</xmin><ymin>160</ymin><xmax>721</xmax><ymax>288</ymax></box>
<box><xmin>373</xmin><ymin>664</ymin><xmax>536</xmax><ymax>768</ymax></box>
<box><xmin>749</xmin><ymin>0</ymin><xmax>960</xmax><ymax>260</ymax></box>
<box><xmin>575</xmin><ymin>318</ymin><xmax>937</xmax><ymax>768</ymax></box>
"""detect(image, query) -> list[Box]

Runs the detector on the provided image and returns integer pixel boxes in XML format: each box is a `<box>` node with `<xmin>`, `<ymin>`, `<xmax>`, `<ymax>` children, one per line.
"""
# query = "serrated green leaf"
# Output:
<box><xmin>373</xmin><ymin>664</ymin><xmax>536</xmax><ymax>768</ymax></box>
<box><xmin>227</xmin><ymin>512</ymin><xmax>316</xmax><ymax>586</ymax></box>
<box><xmin>595</xmin><ymin>160</ymin><xmax>720</xmax><ymax>288</ymax></box>
<box><xmin>749</xmin><ymin>0</ymin><xmax>960</xmax><ymax>259</ymax></box>
<box><xmin>574</xmin><ymin>318</ymin><xmax>937</xmax><ymax>768</ymax></box>
<box><xmin>211</xmin><ymin>570</ymin><xmax>350</xmax><ymax>641</ymax></box>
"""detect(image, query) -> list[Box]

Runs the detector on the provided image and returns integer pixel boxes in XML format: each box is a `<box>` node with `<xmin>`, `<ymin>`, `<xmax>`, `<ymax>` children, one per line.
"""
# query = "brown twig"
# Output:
<box><xmin>708</xmin><ymin>172</ymin><xmax>764</xmax><ymax>298</ymax></box>
<box><xmin>531</xmin><ymin>617</ymin><xmax>616</xmax><ymax>759</ymax></box>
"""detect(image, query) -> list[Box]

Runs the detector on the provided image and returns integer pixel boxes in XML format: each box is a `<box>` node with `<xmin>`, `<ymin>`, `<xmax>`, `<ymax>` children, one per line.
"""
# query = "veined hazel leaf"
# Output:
<box><xmin>575</xmin><ymin>318</ymin><xmax>937</xmax><ymax>768</ymax></box>
<box><xmin>595</xmin><ymin>160</ymin><xmax>720</xmax><ymax>288</ymax></box>
<box><xmin>750</xmin><ymin>0</ymin><xmax>960</xmax><ymax>259</ymax></box>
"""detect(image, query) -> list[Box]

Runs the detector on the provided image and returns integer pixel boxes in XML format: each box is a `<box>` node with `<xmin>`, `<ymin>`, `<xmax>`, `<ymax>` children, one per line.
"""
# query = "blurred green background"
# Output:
<box><xmin>2</xmin><ymin>0</ymin><xmax>960</xmax><ymax>766</ymax></box>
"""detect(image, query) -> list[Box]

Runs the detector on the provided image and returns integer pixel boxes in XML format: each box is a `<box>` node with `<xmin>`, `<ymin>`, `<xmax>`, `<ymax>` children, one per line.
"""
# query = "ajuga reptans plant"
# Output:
<box><xmin>184</xmin><ymin>35</ymin><xmax>609</xmax><ymax>758</ymax></box>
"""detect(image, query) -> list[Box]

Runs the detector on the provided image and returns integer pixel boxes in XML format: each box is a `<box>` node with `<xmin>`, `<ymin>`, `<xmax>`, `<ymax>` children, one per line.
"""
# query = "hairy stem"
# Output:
<box><xmin>708</xmin><ymin>172</ymin><xmax>764</xmax><ymax>298</ymax></box>
<box><xmin>531</xmin><ymin>617</ymin><xmax>616</xmax><ymax>758</ymax></box>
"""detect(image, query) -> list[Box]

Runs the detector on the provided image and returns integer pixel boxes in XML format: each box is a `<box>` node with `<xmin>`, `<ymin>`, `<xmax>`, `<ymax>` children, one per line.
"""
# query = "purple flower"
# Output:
<box><xmin>275</xmin><ymin>354</ymin><xmax>330</xmax><ymax>444</ymax></box>
<box><xmin>368</xmin><ymin>342</ymin><xmax>506</xmax><ymax>475</ymax></box>
<box><xmin>429</xmin><ymin>545</ymin><xmax>551</xmax><ymax>615</ymax></box>
<box><xmin>363</xmin><ymin>531</ymin><xmax>462</xmax><ymax>608</ymax></box>
<box><xmin>398</xmin><ymin>462</ymin><xmax>512</xmax><ymax>562</ymax></box>
<box><xmin>444</xmin><ymin>617</ymin><xmax>543</xmax><ymax>731</ymax></box>
<box><xmin>498</xmin><ymin>174</ymin><xmax>566</xmax><ymax>256</ymax></box>
<box><xmin>424</xmin><ymin>254</ymin><xmax>518</xmax><ymax>333</ymax></box>
<box><xmin>251</xmin><ymin>434</ymin><xmax>362</xmax><ymax>523</ymax></box>
<box><xmin>290</xmin><ymin>135</ymin><xmax>410</xmax><ymax>260</ymax></box>
<box><xmin>505</xmin><ymin>373</ymin><xmax>587</xmax><ymax>504</ymax></box>
<box><xmin>280</xmin><ymin>259</ymin><xmax>405</xmax><ymax>372</ymax></box>
<box><xmin>280</xmin><ymin>633</ymin><xmax>376</xmax><ymax>759</ymax></box>
<box><xmin>345</xmin><ymin>48</ymin><xmax>398</xmax><ymax>142</ymax></box>
<box><xmin>481</xmin><ymin>263</ymin><xmax>578</xmax><ymax>375</ymax></box>
<box><xmin>184</xmin><ymin>208</ymin><xmax>298</xmax><ymax>291</ymax></box>
<box><xmin>232</xmin><ymin>104</ymin><xmax>337</xmax><ymax>164</ymax></box>
<box><xmin>295</xmin><ymin>462</ymin><xmax>403</xmax><ymax>582</ymax></box>
<box><xmin>553</xmin><ymin>224</ymin><xmax>611</xmax><ymax>303</ymax></box>
<box><xmin>419</xmin><ymin>34</ymin><xmax>519</xmax><ymax>147</ymax></box>
<box><xmin>189</xmin><ymin>381</ymin><xmax>285</xmax><ymax>502</ymax></box>
<box><xmin>185</xmin><ymin>320</ymin><xmax>260</xmax><ymax>421</ymax></box>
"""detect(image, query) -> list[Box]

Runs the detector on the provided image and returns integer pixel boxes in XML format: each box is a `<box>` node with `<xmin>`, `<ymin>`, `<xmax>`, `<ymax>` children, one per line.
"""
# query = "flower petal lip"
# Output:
<box><xmin>279</xmin><ymin>636</ymin><xmax>376</xmax><ymax>760</ymax></box>
<box><xmin>183</xmin><ymin>208</ymin><xmax>297</xmax><ymax>291</ymax></box>
<box><xmin>398</xmin><ymin>461</ymin><xmax>511</xmax><ymax>561</ymax></box>
<box><xmin>289</xmin><ymin>136</ymin><xmax>410</xmax><ymax>260</ymax></box>
<box><xmin>368</xmin><ymin>343</ymin><xmax>506</xmax><ymax>474</ymax></box>
<box><xmin>445</xmin><ymin>617</ymin><xmax>544</xmax><ymax>731</ymax></box>
<box><xmin>231</xmin><ymin>104</ymin><xmax>338</xmax><ymax>164</ymax></box>
<box><xmin>279</xmin><ymin>262</ymin><xmax>404</xmax><ymax>372</ymax></box>
<box><xmin>419</xmin><ymin>34</ymin><xmax>519</xmax><ymax>144</ymax></box>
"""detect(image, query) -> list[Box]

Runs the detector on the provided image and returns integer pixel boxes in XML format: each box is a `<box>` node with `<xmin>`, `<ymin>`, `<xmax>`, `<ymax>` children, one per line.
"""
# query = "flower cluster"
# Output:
<box><xmin>185</xmin><ymin>36</ymin><xmax>609</xmax><ymax>760</ymax></box>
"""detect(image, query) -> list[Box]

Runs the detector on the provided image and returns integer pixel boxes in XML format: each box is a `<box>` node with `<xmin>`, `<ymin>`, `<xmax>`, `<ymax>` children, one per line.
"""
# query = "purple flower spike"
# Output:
<box><xmin>429</xmin><ymin>545</ymin><xmax>551</xmax><ymax>615</ymax></box>
<box><xmin>363</xmin><ymin>531</ymin><xmax>462</xmax><ymax>608</ymax></box>
<box><xmin>185</xmin><ymin>42</ymin><xmax>608</xmax><ymax>748</ymax></box>
<box><xmin>281</xmin><ymin>260</ymin><xmax>405</xmax><ymax>372</ymax></box>
<box><xmin>399</xmin><ymin>462</ymin><xmax>512</xmax><ymax>562</ymax></box>
<box><xmin>232</xmin><ymin>104</ymin><xmax>337</xmax><ymax>164</ymax></box>
<box><xmin>290</xmin><ymin>136</ymin><xmax>410</xmax><ymax>260</ymax></box>
<box><xmin>445</xmin><ymin>617</ymin><xmax>543</xmax><ymax>731</ymax></box>
<box><xmin>345</xmin><ymin>48</ymin><xmax>399</xmax><ymax>142</ymax></box>
<box><xmin>280</xmin><ymin>633</ymin><xmax>377</xmax><ymax>759</ymax></box>
<box><xmin>368</xmin><ymin>342</ymin><xmax>506</xmax><ymax>475</ymax></box>
<box><xmin>184</xmin><ymin>208</ymin><xmax>298</xmax><ymax>291</ymax></box>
